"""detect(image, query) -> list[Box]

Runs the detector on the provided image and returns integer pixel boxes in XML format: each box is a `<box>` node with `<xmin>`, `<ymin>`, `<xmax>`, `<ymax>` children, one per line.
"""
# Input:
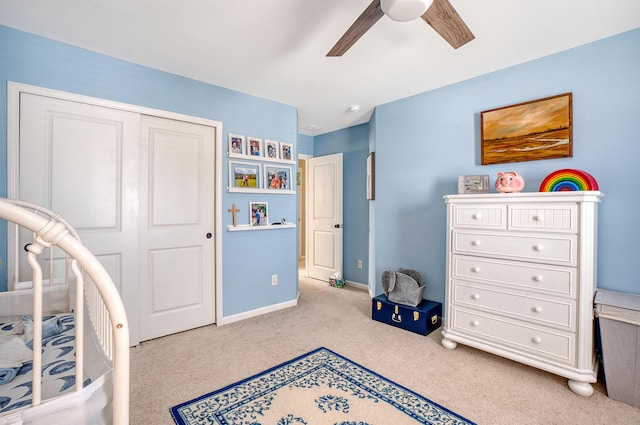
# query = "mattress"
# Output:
<box><xmin>0</xmin><ymin>313</ymin><xmax>90</xmax><ymax>413</ymax></box>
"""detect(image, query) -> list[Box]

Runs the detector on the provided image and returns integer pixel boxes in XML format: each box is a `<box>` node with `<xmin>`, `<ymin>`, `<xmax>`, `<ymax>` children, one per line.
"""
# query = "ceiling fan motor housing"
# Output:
<box><xmin>381</xmin><ymin>0</ymin><xmax>433</xmax><ymax>22</ymax></box>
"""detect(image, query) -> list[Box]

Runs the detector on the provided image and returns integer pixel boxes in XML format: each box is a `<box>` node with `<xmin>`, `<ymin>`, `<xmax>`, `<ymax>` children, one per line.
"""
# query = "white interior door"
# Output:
<box><xmin>138</xmin><ymin>115</ymin><xmax>216</xmax><ymax>341</ymax></box>
<box><xmin>307</xmin><ymin>153</ymin><xmax>343</xmax><ymax>281</ymax></box>
<box><xmin>14</xmin><ymin>90</ymin><xmax>218</xmax><ymax>345</ymax></box>
<box><xmin>18</xmin><ymin>93</ymin><xmax>142</xmax><ymax>344</ymax></box>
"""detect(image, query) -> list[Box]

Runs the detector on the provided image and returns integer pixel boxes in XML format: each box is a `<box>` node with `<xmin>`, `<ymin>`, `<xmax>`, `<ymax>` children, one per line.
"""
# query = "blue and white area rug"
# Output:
<box><xmin>170</xmin><ymin>347</ymin><xmax>475</xmax><ymax>425</ymax></box>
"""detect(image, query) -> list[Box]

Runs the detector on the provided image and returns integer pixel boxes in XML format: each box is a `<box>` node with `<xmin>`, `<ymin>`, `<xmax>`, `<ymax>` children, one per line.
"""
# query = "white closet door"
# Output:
<box><xmin>19</xmin><ymin>92</ymin><xmax>142</xmax><ymax>345</ymax></box>
<box><xmin>17</xmin><ymin>92</ymin><xmax>218</xmax><ymax>345</ymax></box>
<box><xmin>138</xmin><ymin>115</ymin><xmax>216</xmax><ymax>341</ymax></box>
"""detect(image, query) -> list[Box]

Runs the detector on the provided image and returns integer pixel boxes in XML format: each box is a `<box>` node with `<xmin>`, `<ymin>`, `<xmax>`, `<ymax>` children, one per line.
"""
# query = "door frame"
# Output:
<box><xmin>297</xmin><ymin>154</ymin><xmax>311</xmax><ymax>276</ymax></box>
<box><xmin>6</xmin><ymin>81</ymin><xmax>224</xmax><ymax>325</ymax></box>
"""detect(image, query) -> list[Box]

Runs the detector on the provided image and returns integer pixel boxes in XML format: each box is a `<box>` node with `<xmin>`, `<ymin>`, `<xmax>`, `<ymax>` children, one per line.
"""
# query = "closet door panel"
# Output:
<box><xmin>139</xmin><ymin>115</ymin><xmax>216</xmax><ymax>342</ymax></box>
<box><xmin>18</xmin><ymin>93</ymin><xmax>141</xmax><ymax>345</ymax></box>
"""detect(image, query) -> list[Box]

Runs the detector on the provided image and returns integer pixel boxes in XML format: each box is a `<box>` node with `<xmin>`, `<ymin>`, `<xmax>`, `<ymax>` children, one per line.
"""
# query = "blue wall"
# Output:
<box><xmin>314</xmin><ymin>124</ymin><xmax>370</xmax><ymax>285</ymax></box>
<box><xmin>372</xmin><ymin>28</ymin><xmax>640</xmax><ymax>302</ymax></box>
<box><xmin>297</xmin><ymin>134</ymin><xmax>314</xmax><ymax>156</ymax></box>
<box><xmin>0</xmin><ymin>25</ymin><xmax>299</xmax><ymax>317</ymax></box>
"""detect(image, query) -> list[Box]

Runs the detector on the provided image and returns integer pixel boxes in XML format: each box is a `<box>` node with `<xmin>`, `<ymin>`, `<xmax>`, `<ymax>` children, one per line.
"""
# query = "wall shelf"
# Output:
<box><xmin>227</xmin><ymin>223</ymin><xmax>296</xmax><ymax>232</ymax></box>
<box><xmin>227</xmin><ymin>152</ymin><xmax>295</xmax><ymax>165</ymax></box>
<box><xmin>227</xmin><ymin>187</ymin><xmax>295</xmax><ymax>194</ymax></box>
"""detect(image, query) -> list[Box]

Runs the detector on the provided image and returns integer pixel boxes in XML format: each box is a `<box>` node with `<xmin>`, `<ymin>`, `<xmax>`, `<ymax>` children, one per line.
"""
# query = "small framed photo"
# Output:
<box><xmin>280</xmin><ymin>143</ymin><xmax>293</xmax><ymax>161</ymax></box>
<box><xmin>229</xmin><ymin>161</ymin><xmax>261</xmax><ymax>189</ymax></box>
<box><xmin>265</xmin><ymin>165</ymin><xmax>292</xmax><ymax>190</ymax></box>
<box><xmin>250</xmin><ymin>202</ymin><xmax>268</xmax><ymax>226</ymax></box>
<box><xmin>265</xmin><ymin>140</ymin><xmax>279</xmax><ymax>159</ymax></box>
<box><xmin>228</xmin><ymin>134</ymin><xmax>245</xmax><ymax>155</ymax></box>
<box><xmin>458</xmin><ymin>175</ymin><xmax>490</xmax><ymax>194</ymax></box>
<box><xmin>248</xmin><ymin>137</ymin><xmax>262</xmax><ymax>157</ymax></box>
<box><xmin>367</xmin><ymin>152</ymin><xmax>375</xmax><ymax>200</ymax></box>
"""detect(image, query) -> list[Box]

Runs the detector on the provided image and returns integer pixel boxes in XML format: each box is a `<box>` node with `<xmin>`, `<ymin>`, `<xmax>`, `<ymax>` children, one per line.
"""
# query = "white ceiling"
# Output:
<box><xmin>1</xmin><ymin>0</ymin><xmax>639</xmax><ymax>136</ymax></box>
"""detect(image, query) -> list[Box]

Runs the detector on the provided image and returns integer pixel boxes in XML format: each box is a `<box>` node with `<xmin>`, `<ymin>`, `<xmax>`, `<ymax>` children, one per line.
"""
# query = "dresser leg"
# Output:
<box><xmin>567</xmin><ymin>380</ymin><xmax>594</xmax><ymax>397</ymax></box>
<box><xmin>441</xmin><ymin>337</ymin><xmax>457</xmax><ymax>350</ymax></box>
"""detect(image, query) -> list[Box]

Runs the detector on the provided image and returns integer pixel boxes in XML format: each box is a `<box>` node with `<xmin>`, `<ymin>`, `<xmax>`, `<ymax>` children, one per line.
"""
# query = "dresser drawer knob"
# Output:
<box><xmin>471</xmin><ymin>213</ymin><xmax>481</xmax><ymax>220</ymax></box>
<box><xmin>533</xmin><ymin>214</ymin><xmax>544</xmax><ymax>222</ymax></box>
<box><xmin>533</xmin><ymin>306</ymin><xmax>542</xmax><ymax>313</ymax></box>
<box><xmin>532</xmin><ymin>275</ymin><xmax>543</xmax><ymax>282</ymax></box>
<box><xmin>472</xmin><ymin>266</ymin><xmax>481</xmax><ymax>273</ymax></box>
<box><xmin>533</xmin><ymin>337</ymin><xmax>542</xmax><ymax>344</ymax></box>
<box><xmin>471</xmin><ymin>320</ymin><xmax>480</xmax><ymax>327</ymax></box>
<box><xmin>471</xmin><ymin>294</ymin><xmax>480</xmax><ymax>300</ymax></box>
<box><xmin>471</xmin><ymin>240</ymin><xmax>481</xmax><ymax>246</ymax></box>
<box><xmin>532</xmin><ymin>244</ymin><xmax>544</xmax><ymax>252</ymax></box>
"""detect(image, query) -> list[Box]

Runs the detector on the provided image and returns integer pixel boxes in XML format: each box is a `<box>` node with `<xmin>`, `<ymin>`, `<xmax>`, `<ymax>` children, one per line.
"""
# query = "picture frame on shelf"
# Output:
<box><xmin>280</xmin><ymin>142</ymin><xmax>293</xmax><ymax>161</ymax></box>
<box><xmin>265</xmin><ymin>140</ymin><xmax>279</xmax><ymax>160</ymax></box>
<box><xmin>229</xmin><ymin>161</ymin><xmax>262</xmax><ymax>189</ymax></box>
<box><xmin>248</xmin><ymin>137</ymin><xmax>262</xmax><ymax>157</ymax></box>
<box><xmin>458</xmin><ymin>175</ymin><xmax>490</xmax><ymax>194</ymax></box>
<box><xmin>250</xmin><ymin>201</ymin><xmax>269</xmax><ymax>226</ymax></box>
<box><xmin>265</xmin><ymin>165</ymin><xmax>292</xmax><ymax>190</ymax></box>
<box><xmin>228</xmin><ymin>133</ymin><xmax>245</xmax><ymax>156</ymax></box>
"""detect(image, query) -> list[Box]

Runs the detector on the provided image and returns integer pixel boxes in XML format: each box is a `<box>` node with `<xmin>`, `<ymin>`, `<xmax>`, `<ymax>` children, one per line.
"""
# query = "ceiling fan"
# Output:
<box><xmin>327</xmin><ymin>0</ymin><xmax>474</xmax><ymax>56</ymax></box>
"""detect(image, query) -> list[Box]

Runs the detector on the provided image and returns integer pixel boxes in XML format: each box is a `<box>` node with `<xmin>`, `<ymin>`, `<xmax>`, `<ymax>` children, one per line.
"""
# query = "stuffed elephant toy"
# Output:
<box><xmin>381</xmin><ymin>268</ymin><xmax>425</xmax><ymax>307</ymax></box>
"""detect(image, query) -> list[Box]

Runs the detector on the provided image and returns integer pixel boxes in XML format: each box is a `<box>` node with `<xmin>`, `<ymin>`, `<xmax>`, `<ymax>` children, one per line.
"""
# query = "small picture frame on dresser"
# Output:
<box><xmin>458</xmin><ymin>175</ymin><xmax>490</xmax><ymax>194</ymax></box>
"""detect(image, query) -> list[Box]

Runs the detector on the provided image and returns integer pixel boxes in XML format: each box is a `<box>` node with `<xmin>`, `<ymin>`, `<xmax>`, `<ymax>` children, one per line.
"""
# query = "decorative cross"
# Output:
<box><xmin>228</xmin><ymin>203</ymin><xmax>240</xmax><ymax>227</ymax></box>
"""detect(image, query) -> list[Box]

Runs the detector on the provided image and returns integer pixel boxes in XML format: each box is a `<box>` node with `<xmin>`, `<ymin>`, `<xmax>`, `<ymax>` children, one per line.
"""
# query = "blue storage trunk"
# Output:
<box><xmin>372</xmin><ymin>294</ymin><xmax>442</xmax><ymax>336</ymax></box>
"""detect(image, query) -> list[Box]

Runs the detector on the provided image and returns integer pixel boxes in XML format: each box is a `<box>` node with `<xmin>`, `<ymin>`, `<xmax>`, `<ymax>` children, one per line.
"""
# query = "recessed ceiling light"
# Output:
<box><xmin>349</xmin><ymin>105</ymin><xmax>361</xmax><ymax>113</ymax></box>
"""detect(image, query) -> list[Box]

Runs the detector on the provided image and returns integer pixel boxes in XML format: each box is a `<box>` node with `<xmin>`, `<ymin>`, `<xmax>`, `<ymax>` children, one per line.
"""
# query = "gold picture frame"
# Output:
<box><xmin>481</xmin><ymin>93</ymin><xmax>572</xmax><ymax>165</ymax></box>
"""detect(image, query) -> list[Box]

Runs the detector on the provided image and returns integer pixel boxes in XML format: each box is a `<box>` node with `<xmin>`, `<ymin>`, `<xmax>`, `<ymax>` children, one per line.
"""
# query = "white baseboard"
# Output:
<box><xmin>216</xmin><ymin>296</ymin><xmax>299</xmax><ymax>326</ymax></box>
<box><xmin>345</xmin><ymin>280</ymin><xmax>368</xmax><ymax>292</ymax></box>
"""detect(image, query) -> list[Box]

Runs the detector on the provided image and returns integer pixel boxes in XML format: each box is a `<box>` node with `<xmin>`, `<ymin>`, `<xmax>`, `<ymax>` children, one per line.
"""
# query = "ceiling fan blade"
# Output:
<box><xmin>421</xmin><ymin>0</ymin><xmax>474</xmax><ymax>49</ymax></box>
<box><xmin>327</xmin><ymin>0</ymin><xmax>385</xmax><ymax>57</ymax></box>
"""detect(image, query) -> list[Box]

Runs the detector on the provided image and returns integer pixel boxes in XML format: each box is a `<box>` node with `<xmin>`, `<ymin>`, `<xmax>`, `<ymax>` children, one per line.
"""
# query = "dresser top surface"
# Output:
<box><xmin>444</xmin><ymin>191</ymin><xmax>603</xmax><ymax>204</ymax></box>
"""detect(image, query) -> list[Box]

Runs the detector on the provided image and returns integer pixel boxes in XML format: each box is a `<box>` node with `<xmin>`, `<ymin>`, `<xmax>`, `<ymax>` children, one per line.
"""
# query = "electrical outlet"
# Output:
<box><xmin>357</xmin><ymin>260</ymin><xmax>363</xmax><ymax>269</ymax></box>
<box><xmin>271</xmin><ymin>274</ymin><xmax>278</xmax><ymax>286</ymax></box>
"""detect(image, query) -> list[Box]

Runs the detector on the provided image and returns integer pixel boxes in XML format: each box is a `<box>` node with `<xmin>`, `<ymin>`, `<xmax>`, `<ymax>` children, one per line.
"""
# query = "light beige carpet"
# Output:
<box><xmin>130</xmin><ymin>273</ymin><xmax>640</xmax><ymax>425</ymax></box>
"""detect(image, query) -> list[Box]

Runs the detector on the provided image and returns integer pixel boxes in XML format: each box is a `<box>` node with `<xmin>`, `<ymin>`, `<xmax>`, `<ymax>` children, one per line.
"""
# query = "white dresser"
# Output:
<box><xmin>441</xmin><ymin>191</ymin><xmax>603</xmax><ymax>396</ymax></box>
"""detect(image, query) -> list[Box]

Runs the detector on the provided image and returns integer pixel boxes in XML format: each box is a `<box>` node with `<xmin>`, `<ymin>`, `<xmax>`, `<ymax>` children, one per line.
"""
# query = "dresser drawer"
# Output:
<box><xmin>509</xmin><ymin>204</ymin><xmax>577</xmax><ymax>233</ymax></box>
<box><xmin>451</xmin><ymin>204</ymin><xmax>506</xmax><ymax>230</ymax></box>
<box><xmin>453</xmin><ymin>281</ymin><xmax>575</xmax><ymax>329</ymax></box>
<box><xmin>452</xmin><ymin>255</ymin><xmax>575</xmax><ymax>296</ymax></box>
<box><xmin>452</xmin><ymin>230</ymin><xmax>577</xmax><ymax>266</ymax></box>
<box><xmin>451</xmin><ymin>307</ymin><xmax>575</xmax><ymax>365</ymax></box>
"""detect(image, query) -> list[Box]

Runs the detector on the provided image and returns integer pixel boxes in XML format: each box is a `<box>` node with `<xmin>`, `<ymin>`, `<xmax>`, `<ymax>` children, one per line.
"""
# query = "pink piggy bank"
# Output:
<box><xmin>495</xmin><ymin>171</ymin><xmax>525</xmax><ymax>193</ymax></box>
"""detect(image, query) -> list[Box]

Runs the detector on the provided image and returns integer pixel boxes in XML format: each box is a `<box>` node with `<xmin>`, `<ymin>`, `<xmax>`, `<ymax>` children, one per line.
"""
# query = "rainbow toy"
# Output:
<box><xmin>539</xmin><ymin>169</ymin><xmax>599</xmax><ymax>192</ymax></box>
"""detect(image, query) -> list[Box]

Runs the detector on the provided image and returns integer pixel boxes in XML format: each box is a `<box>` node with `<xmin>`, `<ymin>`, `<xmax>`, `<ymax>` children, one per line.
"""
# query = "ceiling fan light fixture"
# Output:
<box><xmin>380</xmin><ymin>0</ymin><xmax>433</xmax><ymax>22</ymax></box>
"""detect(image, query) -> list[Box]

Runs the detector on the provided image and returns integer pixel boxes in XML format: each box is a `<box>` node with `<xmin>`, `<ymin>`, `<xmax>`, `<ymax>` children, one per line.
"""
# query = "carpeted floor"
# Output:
<box><xmin>130</xmin><ymin>271</ymin><xmax>640</xmax><ymax>425</ymax></box>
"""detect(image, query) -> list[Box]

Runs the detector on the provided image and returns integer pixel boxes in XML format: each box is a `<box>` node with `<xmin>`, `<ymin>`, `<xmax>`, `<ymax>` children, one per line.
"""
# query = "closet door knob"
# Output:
<box><xmin>206</xmin><ymin>233</ymin><xmax>212</xmax><ymax>239</ymax></box>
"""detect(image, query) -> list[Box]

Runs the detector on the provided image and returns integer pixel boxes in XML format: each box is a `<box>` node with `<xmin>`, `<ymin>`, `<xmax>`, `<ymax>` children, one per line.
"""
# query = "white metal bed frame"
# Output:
<box><xmin>0</xmin><ymin>198</ymin><xmax>129</xmax><ymax>424</ymax></box>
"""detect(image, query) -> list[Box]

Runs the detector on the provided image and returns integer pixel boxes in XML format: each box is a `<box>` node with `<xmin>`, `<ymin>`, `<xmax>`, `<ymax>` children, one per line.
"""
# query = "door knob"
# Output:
<box><xmin>206</xmin><ymin>233</ymin><xmax>212</xmax><ymax>239</ymax></box>
<box><xmin>334</xmin><ymin>224</ymin><xmax>342</xmax><ymax>228</ymax></box>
